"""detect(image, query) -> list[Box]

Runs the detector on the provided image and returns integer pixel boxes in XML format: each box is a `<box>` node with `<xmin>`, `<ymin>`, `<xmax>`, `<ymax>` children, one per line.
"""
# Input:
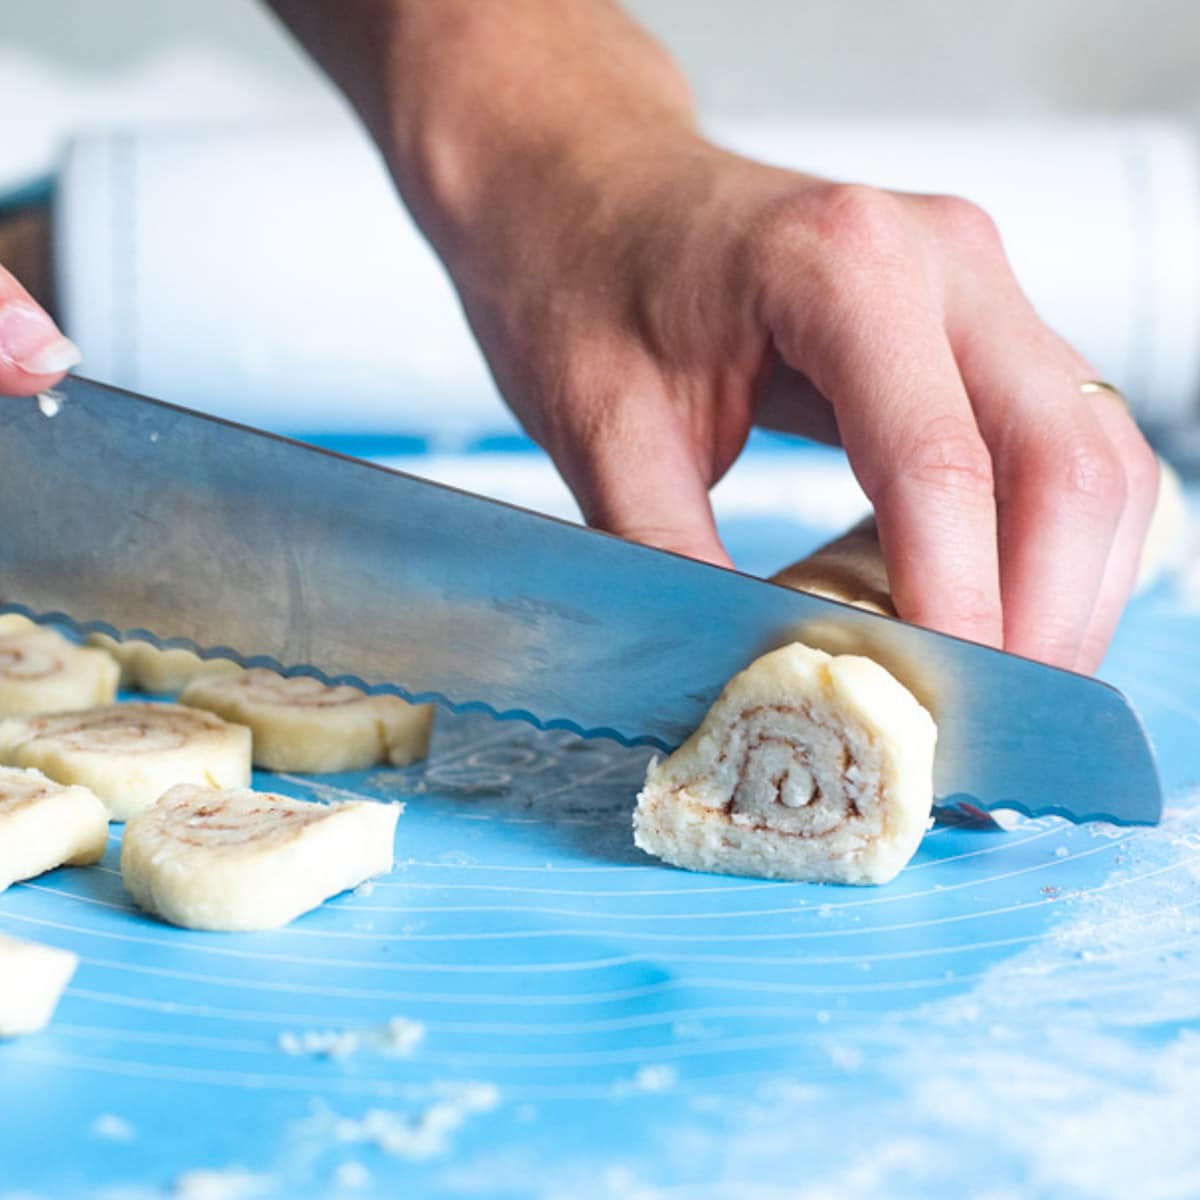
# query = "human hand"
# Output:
<box><xmin>443</xmin><ymin>140</ymin><xmax>1158</xmax><ymax>675</ymax></box>
<box><xmin>268</xmin><ymin>0</ymin><xmax>1157</xmax><ymax>675</ymax></box>
<box><xmin>0</xmin><ymin>264</ymin><xmax>80</xmax><ymax>395</ymax></box>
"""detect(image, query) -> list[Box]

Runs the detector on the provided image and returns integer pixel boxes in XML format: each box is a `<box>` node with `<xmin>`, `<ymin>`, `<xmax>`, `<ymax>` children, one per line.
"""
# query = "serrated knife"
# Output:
<box><xmin>0</xmin><ymin>375</ymin><xmax>1161</xmax><ymax>824</ymax></box>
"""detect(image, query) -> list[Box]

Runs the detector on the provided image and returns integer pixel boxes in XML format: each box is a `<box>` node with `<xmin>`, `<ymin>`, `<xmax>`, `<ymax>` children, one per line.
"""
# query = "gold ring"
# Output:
<box><xmin>1080</xmin><ymin>380</ymin><xmax>1129</xmax><ymax>410</ymax></box>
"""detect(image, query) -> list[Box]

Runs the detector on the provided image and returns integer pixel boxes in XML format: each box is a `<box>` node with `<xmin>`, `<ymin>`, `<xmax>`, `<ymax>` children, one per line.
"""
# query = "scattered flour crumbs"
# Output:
<box><xmin>277</xmin><ymin>1016</ymin><xmax>425</xmax><ymax>1060</ymax></box>
<box><xmin>436</xmin><ymin>802</ymin><xmax>1200</xmax><ymax>1200</ymax></box>
<box><xmin>297</xmin><ymin>1081</ymin><xmax>501</xmax><ymax>1165</ymax></box>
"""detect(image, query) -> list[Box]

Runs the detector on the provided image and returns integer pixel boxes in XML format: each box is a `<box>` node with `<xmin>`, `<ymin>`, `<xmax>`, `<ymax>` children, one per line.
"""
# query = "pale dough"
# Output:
<box><xmin>88</xmin><ymin>633</ymin><xmax>243</xmax><ymax>694</ymax></box>
<box><xmin>635</xmin><ymin>518</ymin><xmax>936</xmax><ymax>885</ymax></box>
<box><xmin>0</xmin><ymin>933</ymin><xmax>78</xmax><ymax>1037</ymax></box>
<box><xmin>121</xmin><ymin>783</ymin><xmax>400</xmax><ymax>930</ymax></box>
<box><xmin>0</xmin><ymin>767</ymin><xmax>109</xmax><ymax>892</ymax></box>
<box><xmin>0</xmin><ymin>623</ymin><xmax>119</xmax><ymax>718</ymax></box>
<box><xmin>0</xmin><ymin>703</ymin><xmax>252</xmax><ymax>821</ymax></box>
<box><xmin>179</xmin><ymin>669</ymin><xmax>434</xmax><ymax>773</ymax></box>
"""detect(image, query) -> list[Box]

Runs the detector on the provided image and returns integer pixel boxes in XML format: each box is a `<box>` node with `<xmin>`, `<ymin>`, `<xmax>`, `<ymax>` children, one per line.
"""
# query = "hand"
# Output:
<box><xmin>0</xmin><ymin>264</ymin><xmax>80</xmax><ymax>395</ymax></box>
<box><xmin>443</xmin><ymin>140</ymin><xmax>1159</xmax><ymax>675</ymax></box>
<box><xmin>268</xmin><ymin>0</ymin><xmax>1158</xmax><ymax>675</ymax></box>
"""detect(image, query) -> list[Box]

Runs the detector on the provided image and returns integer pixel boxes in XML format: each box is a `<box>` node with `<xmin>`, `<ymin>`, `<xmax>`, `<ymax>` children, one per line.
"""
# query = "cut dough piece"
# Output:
<box><xmin>770</xmin><ymin>517</ymin><xmax>893</xmax><ymax>615</ymax></box>
<box><xmin>634</xmin><ymin>642</ymin><xmax>936</xmax><ymax>884</ymax></box>
<box><xmin>1135</xmin><ymin>456</ymin><xmax>1189</xmax><ymax>593</ymax></box>
<box><xmin>0</xmin><ymin>624</ymin><xmax>119</xmax><ymax>718</ymax></box>
<box><xmin>0</xmin><ymin>613</ymin><xmax>36</xmax><ymax>635</ymax></box>
<box><xmin>87</xmin><ymin>634</ymin><xmax>243</xmax><ymax>694</ymax></box>
<box><xmin>121</xmin><ymin>783</ymin><xmax>400</xmax><ymax>930</ymax></box>
<box><xmin>637</xmin><ymin>517</ymin><xmax>936</xmax><ymax>885</ymax></box>
<box><xmin>0</xmin><ymin>933</ymin><xmax>78</xmax><ymax>1036</ymax></box>
<box><xmin>0</xmin><ymin>767</ymin><xmax>109</xmax><ymax>892</ymax></box>
<box><xmin>0</xmin><ymin>703</ymin><xmax>252</xmax><ymax>821</ymax></box>
<box><xmin>179</xmin><ymin>669</ymin><xmax>434</xmax><ymax>773</ymax></box>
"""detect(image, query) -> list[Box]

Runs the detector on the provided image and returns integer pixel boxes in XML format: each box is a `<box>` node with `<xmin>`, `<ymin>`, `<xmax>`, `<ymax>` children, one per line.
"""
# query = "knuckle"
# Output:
<box><xmin>813</xmin><ymin>182</ymin><xmax>908</xmax><ymax>262</ymax></box>
<box><xmin>924</xmin><ymin>193</ymin><xmax>1004</xmax><ymax>254</ymax></box>
<box><xmin>887</xmin><ymin>414</ymin><xmax>995</xmax><ymax>498</ymax></box>
<box><xmin>1057</xmin><ymin>439</ymin><xmax>1128</xmax><ymax>509</ymax></box>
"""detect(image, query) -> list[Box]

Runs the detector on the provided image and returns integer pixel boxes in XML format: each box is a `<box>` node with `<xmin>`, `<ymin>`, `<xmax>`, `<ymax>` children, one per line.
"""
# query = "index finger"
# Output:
<box><xmin>0</xmin><ymin>266</ymin><xmax>81</xmax><ymax>395</ymax></box>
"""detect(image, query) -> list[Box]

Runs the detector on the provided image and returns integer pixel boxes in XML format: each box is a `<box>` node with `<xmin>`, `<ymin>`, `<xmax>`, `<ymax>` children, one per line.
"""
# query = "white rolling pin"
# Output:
<box><xmin>55</xmin><ymin>119</ymin><xmax>1200</xmax><ymax>440</ymax></box>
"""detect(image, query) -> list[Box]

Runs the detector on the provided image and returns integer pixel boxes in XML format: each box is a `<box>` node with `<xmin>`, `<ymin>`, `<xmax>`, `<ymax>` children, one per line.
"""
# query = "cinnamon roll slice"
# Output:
<box><xmin>0</xmin><ymin>766</ymin><xmax>108</xmax><ymax>892</ymax></box>
<box><xmin>635</xmin><ymin>519</ymin><xmax>935</xmax><ymax>885</ymax></box>
<box><xmin>87</xmin><ymin>634</ymin><xmax>242</xmax><ymax>694</ymax></box>
<box><xmin>121</xmin><ymin>783</ymin><xmax>399</xmax><ymax>931</ymax></box>
<box><xmin>0</xmin><ymin>703</ymin><xmax>252</xmax><ymax>820</ymax></box>
<box><xmin>180</xmin><ymin>668</ymin><xmax>434</xmax><ymax>774</ymax></box>
<box><xmin>0</xmin><ymin>623</ymin><xmax>118</xmax><ymax>718</ymax></box>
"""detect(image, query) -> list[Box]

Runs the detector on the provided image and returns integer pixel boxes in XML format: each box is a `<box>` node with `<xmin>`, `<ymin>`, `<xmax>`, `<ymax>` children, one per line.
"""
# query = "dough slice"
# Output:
<box><xmin>179</xmin><ymin>669</ymin><xmax>434</xmax><ymax>773</ymax></box>
<box><xmin>636</xmin><ymin>518</ymin><xmax>935</xmax><ymax>885</ymax></box>
<box><xmin>0</xmin><ymin>703</ymin><xmax>252</xmax><ymax>821</ymax></box>
<box><xmin>0</xmin><ymin>767</ymin><xmax>109</xmax><ymax>892</ymax></box>
<box><xmin>634</xmin><ymin>642</ymin><xmax>936</xmax><ymax>884</ymax></box>
<box><xmin>0</xmin><ymin>624</ymin><xmax>119</xmax><ymax>718</ymax></box>
<box><xmin>770</xmin><ymin>517</ymin><xmax>894</xmax><ymax>616</ymax></box>
<box><xmin>0</xmin><ymin>933</ymin><xmax>78</xmax><ymax>1036</ymax></box>
<box><xmin>121</xmin><ymin>783</ymin><xmax>400</xmax><ymax>930</ymax></box>
<box><xmin>87</xmin><ymin>634</ymin><xmax>243</xmax><ymax>694</ymax></box>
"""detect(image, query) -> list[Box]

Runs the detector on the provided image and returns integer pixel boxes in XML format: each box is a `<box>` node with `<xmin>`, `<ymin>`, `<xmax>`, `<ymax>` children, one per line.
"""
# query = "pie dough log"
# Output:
<box><xmin>0</xmin><ymin>934</ymin><xmax>78</xmax><ymax>1037</ymax></box>
<box><xmin>635</xmin><ymin>518</ymin><xmax>936</xmax><ymax>885</ymax></box>
<box><xmin>0</xmin><ymin>624</ymin><xmax>119</xmax><ymax>718</ymax></box>
<box><xmin>0</xmin><ymin>767</ymin><xmax>109</xmax><ymax>893</ymax></box>
<box><xmin>179</xmin><ymin>669</ymin><xmax>434</xmax><ymax>773</ymax></box>
<box><xmin>87</xmin><ymin>634</ymin><xmax>242</xmax><ymax>695</ymax></box>
<box><xmin>0</xmin><ymin>703</ymin><xmax>252</xmax><ymax>821</ymax></box>
<box><xmin>121</xmin><ymin>784</ymin><xmax>400</xmax><ymax>931</ymax></box>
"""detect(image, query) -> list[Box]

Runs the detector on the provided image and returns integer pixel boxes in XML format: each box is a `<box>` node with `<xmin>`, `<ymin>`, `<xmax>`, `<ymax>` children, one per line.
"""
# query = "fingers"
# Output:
<box><xmin>0</xmin><ymin>266</ymin><xmax>80</xmax><ymax>395</ymax></box>
<box><xmin>761</xmin><ymin>203</ymin><xmax>1004</xmax><ymax>646</ymax></box>
<box><xmin>952</xmin><ymin>300</ymin><xmax>1157</xmax><ymax>672</ymax></box>
<box><xmin>543</xmin><ymin>367</ymin><xmax>733</xmax><ymax>568</ymax></box>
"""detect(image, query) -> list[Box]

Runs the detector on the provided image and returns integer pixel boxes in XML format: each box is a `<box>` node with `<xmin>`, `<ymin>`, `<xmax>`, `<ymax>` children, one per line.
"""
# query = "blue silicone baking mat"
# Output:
<box><xmin>1</xmin><ymin>449</ymin><xmax>1197</xmax><ymax>1200</ymax></box>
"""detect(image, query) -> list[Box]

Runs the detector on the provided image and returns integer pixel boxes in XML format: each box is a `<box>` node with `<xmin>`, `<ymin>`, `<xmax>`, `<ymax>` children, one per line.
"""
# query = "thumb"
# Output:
<box><xmin>0</xmin><ymin>266</ymin><xmax>81</xmax><ymax>395</ymax></box>
<box><xmin>548</xmin><ymin>387</ymin><xmax>733</xmax><ymax>569</ymax></box>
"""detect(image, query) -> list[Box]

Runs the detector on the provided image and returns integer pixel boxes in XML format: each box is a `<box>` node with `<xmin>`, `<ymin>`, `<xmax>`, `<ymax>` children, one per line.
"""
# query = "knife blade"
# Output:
<box><xmin>0</xmin><ymin>375</ymin><xmax>1161</xmax><ymax>824</ymax></box>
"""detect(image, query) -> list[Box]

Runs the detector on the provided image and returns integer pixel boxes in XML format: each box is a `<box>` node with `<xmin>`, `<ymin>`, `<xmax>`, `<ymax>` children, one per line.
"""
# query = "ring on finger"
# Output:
<box><xmin>1080</xmin><ymin>379</ymin><xmax>1129</xmax><ymax>411</ymax></box>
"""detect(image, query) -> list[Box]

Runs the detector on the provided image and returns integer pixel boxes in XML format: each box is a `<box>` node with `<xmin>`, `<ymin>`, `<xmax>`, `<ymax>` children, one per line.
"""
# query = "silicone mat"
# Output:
<box><xmin>1</xmin><ymin>476</ymin><xmax>1198</xmax><ymax>1200</ymax></box>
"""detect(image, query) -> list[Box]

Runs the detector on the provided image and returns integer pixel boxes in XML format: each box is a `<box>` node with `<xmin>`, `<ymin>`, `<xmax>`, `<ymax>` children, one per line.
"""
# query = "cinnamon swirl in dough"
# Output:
<box><xmin>0</xmin><ymin>703</ymin><xmax>252</xmax><ymax>820</ymax></box>
<box><xmin>180</xmin><ymin>669</ymin><xmax>433</xmax><ymax>773</ymax></box>
<box><xmin>0</xmin><ymin>623</ymin><xmax>118</xmax><ymax>718</ymax></box>
<box><xmin>121</xmin><ymin>783</ymin><xmax>399</xmax><ymax>930</ymax></box>
<box><xmin>635</xmin><ymin>519</ymin><xmax>936</xmax><ymax>885</ymax></box>
<box><xmin>0</xmin><ymin>767</ymin><xmax>109</xmax><ymax>892</ymax></box>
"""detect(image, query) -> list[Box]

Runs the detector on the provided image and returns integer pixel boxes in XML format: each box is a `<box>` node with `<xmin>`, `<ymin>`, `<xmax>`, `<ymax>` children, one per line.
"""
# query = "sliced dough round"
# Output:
<box><xmin>0</xmin><ymin>933</ymin><xmax>78</xmax><ymax>1037</ymax></box>
<box><xmin>179</xmin><ymin>669</ymin><xmax>434</xmax><ymax>773</ymax></box>
<box><xmin>0</xmin><ymin>613</ymin><xmax>36</xmax><ymax>635</ymax></box>
<box><xmin>0</xmin><ymin>703</ymin><xmax>252</xmax><ymax>821</ymax></box>
<box><xmin>121</xmin><ymin>783</ymin><xmax>400</xmax><ymax>931</ymax></box>
<box><xmin>87</xmin><ymin>634</ymin><xmax>243</xmax><ymax>695</ymax></box>
<box><xmin>0</xmin><ymin>624</ymin><xmax>119</xmax><ymax>718</ymax></box>
<box><xmin>771</xmin><ymin>517</ymin><xmax>894</xmax><ymax>616</ymax></box>
<box><xmin>0</xmin><ymin>767</ymin><xmax>109</xmax><ymax>892</ymax></box>
<box><xmin>634</xmin><ymin>642</ymin><xmax>936</xmax><ymax>885</ymax></box>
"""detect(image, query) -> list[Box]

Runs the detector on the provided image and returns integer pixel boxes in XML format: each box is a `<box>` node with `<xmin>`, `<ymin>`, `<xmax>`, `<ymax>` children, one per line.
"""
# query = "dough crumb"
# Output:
<box><xmin>277</xmin><ymin>1016</ymin><xmax>424</xmax><ymax>1060</ymax></box>
<box><xmin>172</xmin><ymin>1167</ymin><xmax>276</xmax><ymax>1200</ymax></box>
<box><xmin>90</xmin><ymin>1112</ymin><xmax>137</xmax><ymax>1142</ymax></box>
<box><xmin>321</xmin><ymin>1082</ymin><xmax>500</xmax><ymax>1161</ymax></box>
<box><xmin>332</xmin><ymin>1161</ymin><xmax>371</xmax><ymax>1190</ymax></box>
<box><xmin>36</xmin><ymin>390</ymin><xmax>62</xmax><ymax>418</ymax></box>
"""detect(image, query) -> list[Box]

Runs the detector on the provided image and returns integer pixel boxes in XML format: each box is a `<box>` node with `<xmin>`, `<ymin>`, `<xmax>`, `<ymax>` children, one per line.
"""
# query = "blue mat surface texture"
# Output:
<box><xmin>1</xmin><ymin>445</ymin><xmax>1197</xmax><ymax>1200</ymax></box>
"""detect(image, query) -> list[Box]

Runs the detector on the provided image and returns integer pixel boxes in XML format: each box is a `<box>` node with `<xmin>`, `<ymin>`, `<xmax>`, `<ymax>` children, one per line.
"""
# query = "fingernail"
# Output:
<box><xmin>0</xmin><ymin>302</ymin><xmax>82</xmax><ymax>375</ymax></box>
